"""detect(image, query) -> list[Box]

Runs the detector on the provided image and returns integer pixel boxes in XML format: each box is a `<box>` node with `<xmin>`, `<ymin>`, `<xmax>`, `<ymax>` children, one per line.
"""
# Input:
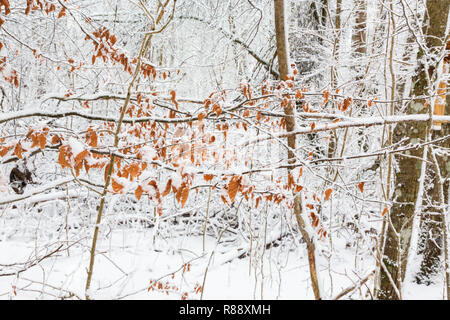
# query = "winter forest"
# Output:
<box><xmin>0</xmin><ymin>0</ymin><xmax>449</xmax><ymax>301</ymax></box>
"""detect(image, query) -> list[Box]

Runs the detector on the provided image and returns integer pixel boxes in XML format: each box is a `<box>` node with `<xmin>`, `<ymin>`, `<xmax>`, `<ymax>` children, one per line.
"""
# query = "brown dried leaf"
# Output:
<box><xmin>162</xmin><ymin>179</ymin><xmax>172</xmax><ymax>197</ymax></box>
<box><xmin>14</xmin><ymin>142</ymin><xmax>25</xmax><ymax>159</ymax></box>
<box><xmin>74</xmin><ymin>150</ymin><xmax>89</xmax><ymax>166</ymax></box>
<box><xmin>86</xmin><ymin>129</ymin><xmax>98</xmax><ymax>148</ymax></box>
<box><xmin>38</xmin><ymin>134</ymin><xmax>47</xmax><ymax>150</ymax></box>
<box><xmin>180</xmin><ymin>185</ymin><xmax>189</xmax><ymax>208</ymax></box>
<box><xmin>198</xmin><ymin>113</ymin><xmax>206</xmax><ymax>122</ymax></box>
<box><xmin>323</xmin><ymin>90</ymin><xmax>330</xmax><ymax>105</ymax></box>
<box><xmin>203</xmin><ymin>174</ymin><xmax>214</xmax><ymax>182</ymax></box>
<box><xmin>357</xmin><ymin>182</ymin><xmax>365</xmax><ymax>193</ymax></box>
<box><xmin>57</xmin><ymin>145</ymin><xmax>72</xmax><ymax>169</ymax></box>
<box><xmin>128</xmin><ymin>162</ymin><xmax>140</xmax><ymax>181</ymax></box>
<box><xmin>0</xmin><ymin>145</ymin><xmax>12</xmax><ymax>157</ymax></box>
<box><xmin>228</xmin><ymin>176</ymin><xmax>241</xmax><ymax>203</ymax></box>
<box><xmin>57</xmin><ymin>7</ymin><xmax>66</xmax><ymax>18</ymax></box>
<box><xmin>324</xmin><ymin>188</ymin><xmax>332</xmax><ymax>201</ymax></box>
<box><xmin>135</xmin><ymin>185</ymin><xmax>144</xmax><ymax>200</ymax></box>
<box><xmin>170</xmin><ymin>90</ymin><xmax>178</xmax><ymax>110</ymax></box>
<box><xmin>111</xmin><ymin>178</ymin><xmax>124</xmax><ymax>193</ymax></box>
<box><xmin>51</xmin><ymin>134</ymin><xmax>61</xmax><ymax>145</ymax></box>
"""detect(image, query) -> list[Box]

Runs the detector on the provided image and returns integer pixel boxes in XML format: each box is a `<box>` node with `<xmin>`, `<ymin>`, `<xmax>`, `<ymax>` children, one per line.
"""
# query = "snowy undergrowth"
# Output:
<box><xmin>0</xmin><ymin>220</ymin><xmax>380</xmax><ymax>300</ymax></box>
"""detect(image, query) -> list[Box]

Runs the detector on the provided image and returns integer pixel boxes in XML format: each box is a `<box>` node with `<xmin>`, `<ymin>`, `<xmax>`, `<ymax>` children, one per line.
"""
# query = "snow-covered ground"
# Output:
<box><xmin>0</xmin><ymin>229</ymin><xmax>310</xmax><ymax>300</ymax></box>
<box><xmin>0</xmin><ymin>226</ymin><xmax>379</xmax><ymax>300</ymax></box>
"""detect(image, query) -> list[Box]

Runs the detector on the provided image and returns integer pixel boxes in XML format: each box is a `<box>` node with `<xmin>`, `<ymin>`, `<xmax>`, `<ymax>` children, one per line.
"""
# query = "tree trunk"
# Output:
<box><xmin>352</xmin><ymin>0</ymin><xmax>369</xmax><ymax>152</ymax></box>
<box><xmin>415</xmin><ymin>55</ymin><xmax>450</xmax><ymax>288</ymax></box>
<box><xmin>331</xmin><ymin>0</ymin><xmax>342</xmax><ymax>89</ymax></box>
<box><xmin>377</xmin><ymin>0</ymin><xmax>450</xmax><ymax>300</ymax></box>
<box><xmin>274</xmin><ymin>0</ymin><xmax>321</xmax><ymax>300</ymax></box>
<box><xmin>352</xmin><ymin>0</ymin><xmax>367</xmax><ymax>60</ymax></box>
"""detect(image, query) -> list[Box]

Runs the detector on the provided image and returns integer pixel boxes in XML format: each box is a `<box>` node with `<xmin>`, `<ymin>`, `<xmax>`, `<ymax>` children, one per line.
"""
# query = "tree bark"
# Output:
<box><xmin>377</xmin><ymin>0</ymin><xmax>450</xmax><ymax>300</ymax></box>
<box><xmin>331</xmin><ymin>0</ymin><xmax>342</xmax><ymax>89</ymax></box>
<box><xmin>274</xmin><ymin>0</ymin><xmax>321</xmax><ymax>300</ymax></box>
<box><xmin>352</xmin><ymin>0</ymin><xmax>367</xmax><ymax>59</ymax></box>
<box><xmin>415</xmin><ymin>57</ymin><xmax>450</xmax><ymax>289</ymax></box>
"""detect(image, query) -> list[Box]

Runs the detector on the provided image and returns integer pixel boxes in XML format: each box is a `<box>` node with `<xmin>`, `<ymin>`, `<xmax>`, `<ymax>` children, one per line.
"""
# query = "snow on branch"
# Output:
<box><xmin>243</xmin><ymin>114</ymin><xmax>450</xmax><ymax>146</ymax></box>
<box><xmin>0</xmin><ymin>177</ymin><xmax>75</xmax><ymax>206</ymax></box>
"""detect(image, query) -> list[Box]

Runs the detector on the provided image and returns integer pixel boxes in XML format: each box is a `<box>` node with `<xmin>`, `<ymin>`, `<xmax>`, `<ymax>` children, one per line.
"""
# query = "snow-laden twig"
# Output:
<box><xmin>332</xmin><ymin>269</ymin><xmax>375</xmax><ymax>300</ymax></box>
<box><xmin>243</xmin><ymin>114</ymin><xmax>450</xmax><ymax>146</ymax></box>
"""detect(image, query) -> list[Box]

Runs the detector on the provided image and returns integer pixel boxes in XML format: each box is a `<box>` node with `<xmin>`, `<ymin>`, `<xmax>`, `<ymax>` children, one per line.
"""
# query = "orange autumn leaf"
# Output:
<box><xmin>221</xmin><ymin>194</ymin><xmax>230</xmax><ymax>206</ymax></box>
<box><xmin>83</xmin><ymin>159</ymin><xmax>91</xmax><ymax>174</ymax></box>
<box><xmin>74</xmin><ymin>163</ymin><xmax>83</xmax><ymax>177</ymax></box>
<box><xmin>27</xmin><ymin>129</ymin><xmax>38</xmax><ymax>148</ymax></box>
<box><xmin>256</xmin><ymin>111</ymin><xmax>262</xmax><ymax>122</ymax></box>
<box><xmin>170</xmin><ymin>90</ymin><xmax>178</xmax><ymax>110</ymax></box>
<box><xmin>27</xmin><ymin>129</ymin><xmax>47</xmax><ymax>150</ymax></box>
<box><xmin>357</xmin><ymin>182</ymin><xmax>365</xmax><ymax>193</ymax></box>
<box><xmin>212</xmin><ymin>104</ymin><xmax>222</xmax><ymax>117</ymax></box>
<box><xmin>341</xmin><ymin>97</ymin><xmax>353</xmax><ymax>111</ymax></box>
<box><xmin>382</xmin><ymin>207</ymin><xmax>388</xmax><ymax>216</ymax></box>
<box><xmin>287</xmin><ymin>173</ymin><xmax>295</xmax><ymax>188</ymax></box>
<box><xmin>228</xmin><ymin>175</ymin><xmax>241</xmax><ymax>203</ymax></box>
<box><xmin>111</xmin><ymin>178</ymin><xmax>124</xmax><ymax>193</ymax></box>
<box><xmin>14</xmin><ymin>142</ymin><xmax>25</xmax><ymax>159</ymax></box>
<box><xmin>242</xmin><ymin>84</ymin><xmax>248</xmax><ymax>98</ymax></box>
<box><xmin>57</xmin><ymin>145</ymin><xmax>72</xmax><ymax>169</ymax></box>
<box><xmin>135</xmin><ymin>185</ymin><xmax>144</xmax><ymax>200</ymax></box>
<box><xmin>57</xmin><ymin>7</ymin><xmax>66</xmax><ymax>18</ymax></box>
<box><xmin>128</xmin><ymin>163</ymin><xmax>140</xmax><ymax>181</ymax></box>
<box><xmin>74</xmin><ymin>150</ymin><xmax>89</xmax><ymax>176</ymax></box>
<box><xmin>148</xmin><ymin>180</ymin><xmax>161</xmax><ymax>201</ymax></box>
<box><xmin>312</xmin><ymin>217</ymin><xmax>319</xmax><ymax>228</ymax></box>
<box><xmin>38</xmin><ymin>134</ymin><xmax>47</xmax><ymax>150</ymax></box>
<box><xmin>162</xmin><ymin>179</ymin><xmax>172</xmax><ymax>197</ymax></box>
<box><xmin>74</xmin><ymin>150</ymin><xmax>89</xmax><ymax>166</ymax></box>
<box><xmin>0</xmin><ymin>145</ymin><xmax>12</xmax><ymax>157</ymax></box>
<box><xmin>295</xmin><ymin>89</ymin><xmax>304</xmax><ymax>99</ymax></box>
<box><xmin>255</xmin><ymin>196</ymin><xmax>261</xmax><ymax>209</ymax></box>
<box><xmin>204</xmin><ymin>99</ymin><xmax>211</xmax><ymax>112</ymax></box>
<box><xmin>175</xmin><ymin>184</ymin><xmax>182</xmax><ymax>202</ymax></box>
<box><xmin>51</xmin><ymin>134</ymin><xmax>61</xmax><ymax>145</ymax></box>
<box><xmin>203</xmin><ymin>174</ymin><xmax>214</xmax><ymax>182</ymax></box>
<box><xmin>86</xmin><ymin>129</ymin><xmax>98</xmax><ymax>147</ymax></box>
<box><xmin>180</xmin><ymin>185</ymin><xmax>189</xmax><ymax>207</ymax></box>
<box><xmin>298</xmin><ymin>166</ymin><xmax>303</xmax><ymax>178</ymax></box>
<box><xmin>198</xmin><ymin>112</ymin><xmax>206</xmax><ymax>122</ymax></box>
<box><xmin>323</xmin><ymin>90</ymin><xmax>330</xmax><ymax>104</ymax></box>
<box><xmin>324</xmin><ymin>188</ymin><xmax>333</xmax><ymax>201</ymax></box>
